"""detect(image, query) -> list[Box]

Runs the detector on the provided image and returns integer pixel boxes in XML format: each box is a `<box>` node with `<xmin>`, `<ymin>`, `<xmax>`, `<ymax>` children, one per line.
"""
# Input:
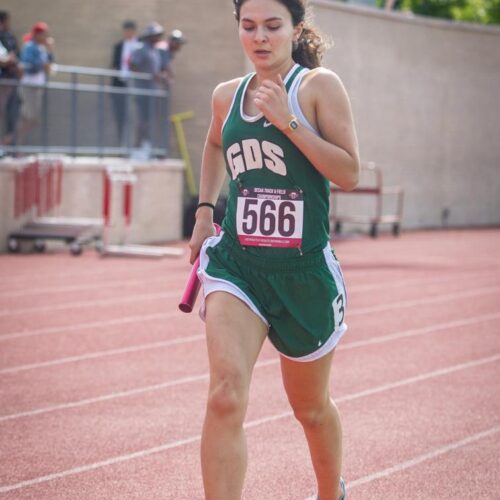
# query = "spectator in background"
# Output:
<box><xmin>8</xmin><ymin>22</ymin><xmax>54</xmax><ymax>146</ymax></box>
<box><xmin>0</xmin><ymin>11</ymin><xmax>21</xmax><ymax>146</ymax></box>
<box><xmin>129</xmin><ymin>22</ymin><xmax>170</xmax><ymax>152</ymax></box>
<box><xmin>111</xmin><ymin>20</ymin><xmax>139</xmax><ymax>146</ymax></box>
<box><xmin>156</xmin><ymin>29</ymin><xmax>186</xmax><ymax>88</ymax></box>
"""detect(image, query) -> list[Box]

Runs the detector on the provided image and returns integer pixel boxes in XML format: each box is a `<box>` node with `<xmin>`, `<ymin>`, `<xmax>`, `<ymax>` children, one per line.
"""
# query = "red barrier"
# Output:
<box><xmin>55</xmin><ymin>162</ymin><xmax>63</xmax><ymax>207</ymax></box>
<box><xmin>103</xmin><ymin>172</ymin><xmax>111</xmax><ymax>226</ymax></box>
<box><xmin>123</xmin><ymin>183</ymin><xmax>133</xmax><ymax>227</ymax></box>
<box><xmin>12</xmin><ymin>159</ymin><xmax>64</xmax><ymax>219</ymax></box>
<box><xmin>14</xmin><ymin>170</ymin><xmax>23</xmax><ymax>218</ymax></box>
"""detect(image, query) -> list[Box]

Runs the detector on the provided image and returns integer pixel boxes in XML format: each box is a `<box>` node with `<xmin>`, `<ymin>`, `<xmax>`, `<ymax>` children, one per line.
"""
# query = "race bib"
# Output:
<box><xmin>236</xmin><ymin>187</ymin><xmax>303</xmax><ymax>248</ymax></box>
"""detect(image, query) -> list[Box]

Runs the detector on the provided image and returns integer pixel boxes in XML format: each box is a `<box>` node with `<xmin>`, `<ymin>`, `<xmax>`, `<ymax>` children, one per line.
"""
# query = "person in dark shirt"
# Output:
<box><xmin>130</xmin><ymin>22</ymin><xmax>169</xmax><ymax>150</ymax></box>
<box><xmin>0</xmin><ymin>11</ymin><xmax>21</xmax><ymax>144</ymax></box>
<box><xmin>110</xmin><ymin>20</ymin><xmax>139</xmax><ymax>145</ymax></box>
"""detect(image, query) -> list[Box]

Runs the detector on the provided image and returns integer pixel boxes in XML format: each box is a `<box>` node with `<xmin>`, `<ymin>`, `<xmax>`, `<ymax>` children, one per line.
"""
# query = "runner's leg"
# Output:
<box><xmin>281</xmin><ymin>350</ymin><xmax>343</xmax><ymax>500</ymax></box>
<box><xmin>202</xmin><ymin>291</ymin><xmax>268</xmax><ymax>500</ymax></box>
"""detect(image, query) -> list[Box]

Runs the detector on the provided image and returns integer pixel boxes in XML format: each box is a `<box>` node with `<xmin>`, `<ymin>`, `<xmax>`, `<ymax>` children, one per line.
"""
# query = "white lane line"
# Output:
<box><xmin>0</xmin><ymin>266</ymin><xmax>491</xmax><ymax>300</ymax></box>
<box><xmin>0</xmin><ymin>272</ymin><xmax>467</xmax><ymax>316</ymax></box>
<box><xmin>304</xmin><ymin>425</ymin><xmax>500</xmax><ymax>500</ymax></box>
<box><xmin>347</xmin><ymin>426</ymin><xmax>500</xmax><ymax>489</ymax></box>
<box><xmin>2</xmin><ymin>273</ymin><xmax>499</xmax><ymax>319</ymax></box>
<box><xmin>342</xmin><ymin>312</ymin><xmax>500</xmax><ymax>350</ymax></box>
<box><xmin>0</xmin><ymin>435</ymin><xmax>203</xmax><ymax>495</ymax></box>
<box><xmin>0</xmin><ymin>310</ymin><xmax>182</xmax><ymax>342</ymax></box>
<box><xmin>2</xmin><ymin>310</ymin><xmax>500</xmax><ymax>376</ymax></box>
<box><xmin>344</xmin><ymin>271</ymin><xmax>496</xmax><ymax>293</ymax></box>
<box><xmin>335</xmin><ymin>354</ymin><xmax>500</xmax><ymax>403</ymax></box>
<box><xmin>2</xmin><ymin>304</ymin><xmax>500</xmax><ymax>377</ymax></box>
<box><xmin>0</xmin><ymin>274</ymin><xmax>186</xmax><ymax>299</ymax></box>
<box><xmin>0</xmin><ymin>359</ymin><xmax>278</xmax><ymax>423</ymax></box>
<box><xmin>0</xmin><ymin>353</ymin><xmax>497</xmax><ymax>493</ymax></box>
<box><xmin>350</xmin><ymin>286</ymin><xmax>500</xmax><ymax>316</ymax></box>
<box><xmin>0</xmin><ymin>334</ymin><xmax>205</xmax><ymax>375</ymax></box>
<box><xmin>2</xmin><ymin>279</ymin><xmax>499</xmax><ymax>345</ymax></box>
<box><xmin>1</xmin><ymin>313</ymin><xmax>499</xmax><ymax>420</ymax></box>
<box><xmin>0</xmin><ymin>290</ymin><xmax>183</xmax><ymax>317</ymax></box>
<box><xmin>0</xmin><ymin>259</ymin><xmax>186</xmax><ymax>289</ymax></box>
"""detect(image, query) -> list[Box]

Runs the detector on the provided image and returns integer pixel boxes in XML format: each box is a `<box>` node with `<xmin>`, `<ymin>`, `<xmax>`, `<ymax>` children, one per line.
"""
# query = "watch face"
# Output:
<box><xmin>290</xmin><ymin>119</ymin><xmax>299</xmax><ymax>130</ymax></box>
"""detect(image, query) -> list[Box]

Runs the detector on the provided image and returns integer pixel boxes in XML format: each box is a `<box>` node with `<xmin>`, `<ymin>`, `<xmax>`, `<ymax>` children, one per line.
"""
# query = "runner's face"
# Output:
<box><xmin>238</xmin><ymin>0</ymin><xmax>300</xmax><ymax>71</ymax></box>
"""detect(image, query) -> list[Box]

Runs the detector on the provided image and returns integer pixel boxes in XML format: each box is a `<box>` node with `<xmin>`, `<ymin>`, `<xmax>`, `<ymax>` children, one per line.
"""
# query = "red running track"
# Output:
<box><xmin>0</xmin><ymin>229</ymin><xmax>499</xmax><ymax>499</ymax></box>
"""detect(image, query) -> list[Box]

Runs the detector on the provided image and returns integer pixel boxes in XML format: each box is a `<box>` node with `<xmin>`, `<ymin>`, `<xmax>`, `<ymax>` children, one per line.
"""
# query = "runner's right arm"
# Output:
<box><xmin>189</xmin><ymin>79</ymin><xmax>240</xmax><ymax>264</ymax></box>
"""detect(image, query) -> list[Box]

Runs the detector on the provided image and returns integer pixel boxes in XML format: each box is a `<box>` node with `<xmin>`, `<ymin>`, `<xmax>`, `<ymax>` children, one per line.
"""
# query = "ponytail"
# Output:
<box><xmin>293</xmin><ymin>24</ymin><xmax>326</xmax><ymax>69</ymax></box>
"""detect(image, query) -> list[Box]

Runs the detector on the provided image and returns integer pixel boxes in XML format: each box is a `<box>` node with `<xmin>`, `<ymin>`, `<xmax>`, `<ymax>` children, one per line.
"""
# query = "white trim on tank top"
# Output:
<box><xmin>288</xmin><ymin>67</ymin><xmax>320</xmax><ymax>136</ymax></box>
<box><xmin>221</xmin><ymin>63</ymin><xmax>319</xmax><ymax>134</ymax></box>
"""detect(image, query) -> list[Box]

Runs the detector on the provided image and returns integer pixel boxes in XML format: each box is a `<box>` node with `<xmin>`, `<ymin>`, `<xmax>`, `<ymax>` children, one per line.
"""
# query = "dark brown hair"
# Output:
<box><xmin>233</xmin><ymin>0</ymin><xmax>326</xmax><ymax>69</ymax></box>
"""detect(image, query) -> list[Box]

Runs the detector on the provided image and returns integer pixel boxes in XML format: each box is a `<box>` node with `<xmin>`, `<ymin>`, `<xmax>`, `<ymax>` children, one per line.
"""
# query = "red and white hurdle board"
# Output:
<box><xmin>7</xmin><ymin>158</ymin><xmax>102</xmax><ymax>255</ymax></box>
<box><xmin>99</xmin><ymin>166</ymin><xmax>183</xmax><ymax>258</ymax></box>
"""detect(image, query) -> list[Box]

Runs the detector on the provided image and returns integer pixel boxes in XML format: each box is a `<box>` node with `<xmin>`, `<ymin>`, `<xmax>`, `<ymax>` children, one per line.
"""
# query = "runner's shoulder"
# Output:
<box><xmin>212</xmin><ymin>77</ymin><xmax>243</xmax><ymax>115</ymax></box>
<box><xmin>301</xmin><ymin>67</ymin><xmax>346</xmax><ymax>101</ymax></box>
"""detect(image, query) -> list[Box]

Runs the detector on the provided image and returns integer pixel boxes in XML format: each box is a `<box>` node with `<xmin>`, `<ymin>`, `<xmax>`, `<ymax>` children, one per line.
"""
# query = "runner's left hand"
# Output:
<box><xmin>254</xmin><ymin>74</ymin><xmax>291</xmax><ymax>131</ymax></box>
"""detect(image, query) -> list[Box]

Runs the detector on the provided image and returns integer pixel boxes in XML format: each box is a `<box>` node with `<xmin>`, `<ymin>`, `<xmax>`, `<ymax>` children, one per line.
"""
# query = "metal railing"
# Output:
<box><xmin>0</xmin><ymin>64</ymin><xmax>170</xmax><ymax>158</ymax></box>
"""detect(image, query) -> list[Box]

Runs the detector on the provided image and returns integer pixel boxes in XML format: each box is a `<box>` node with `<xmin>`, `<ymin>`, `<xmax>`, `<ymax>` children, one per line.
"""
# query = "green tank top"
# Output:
<box><xmin>221</xmin><ymin>63</ymin><xmax>330</xmax><ymax>259</ymax></box>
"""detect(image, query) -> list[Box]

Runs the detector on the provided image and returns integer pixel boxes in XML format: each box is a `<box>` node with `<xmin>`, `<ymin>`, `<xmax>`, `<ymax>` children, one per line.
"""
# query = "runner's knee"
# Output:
<box><xmin>290</xmin><ymin>397</ymin><xmax>333</xmax><ymax>429</ymax></box>
<box><xmin>207</xmin><ymin>370</ymin><xmax>248</xmax><ymax>420</ymax></box>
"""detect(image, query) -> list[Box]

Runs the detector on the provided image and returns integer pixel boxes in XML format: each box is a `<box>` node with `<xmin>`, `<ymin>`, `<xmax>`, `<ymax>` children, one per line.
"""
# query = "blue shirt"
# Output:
<box><xmin>20</xmin><ymin>40</ymin><xmax>52</xmax><ymax>75</ymax></box>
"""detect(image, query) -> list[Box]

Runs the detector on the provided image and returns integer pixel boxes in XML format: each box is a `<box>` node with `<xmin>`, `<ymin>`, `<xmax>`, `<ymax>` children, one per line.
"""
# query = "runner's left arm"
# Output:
<box><xmin>254</xmin><ymin>70</ymin><xmax>360</xmax><ymax>191</ymax></box>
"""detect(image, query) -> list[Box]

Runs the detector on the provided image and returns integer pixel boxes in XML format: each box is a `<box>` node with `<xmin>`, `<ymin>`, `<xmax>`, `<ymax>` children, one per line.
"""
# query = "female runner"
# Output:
<box><xmin>189</xmin><ymin>0</ymin><xmax>359</xmax><ymax>498</ymax></box>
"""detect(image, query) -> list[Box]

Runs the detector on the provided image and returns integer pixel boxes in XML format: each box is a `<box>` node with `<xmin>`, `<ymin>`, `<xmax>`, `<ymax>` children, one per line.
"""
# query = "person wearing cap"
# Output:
<box><xmin>4</xmin><ymin>21</ymin><xmax>54</xmax><ymax>146</ymax></box>
<box><xmin>111</xmin><ymin>20</ymin><xmax>139</xmax><ymax>145</ymax></box>
<box><xmin>129</xmin><ymin>22</ymin><xmax>170</xmax><ymax>151</ymax></box>
<box><xmin>156</xmin><ymin>29</ymin><xmax>186</xmax><ymax>89</ymax></box>
<box><xmin>168</xmin><ymin>30</ymin><xmax>186</xmax><ymax>55</ymax></box>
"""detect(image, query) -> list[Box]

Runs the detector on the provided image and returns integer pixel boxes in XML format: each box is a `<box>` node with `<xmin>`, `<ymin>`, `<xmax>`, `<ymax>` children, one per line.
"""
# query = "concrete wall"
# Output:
<box><xmin>3</xmin><ymin>0</ymin><xmax>500</xmax><ymax>229</ymax></box>
<box><xmin>312</xmin><ymin>0</ymin><xmax>500</xmax><ymax>228</ymax></box>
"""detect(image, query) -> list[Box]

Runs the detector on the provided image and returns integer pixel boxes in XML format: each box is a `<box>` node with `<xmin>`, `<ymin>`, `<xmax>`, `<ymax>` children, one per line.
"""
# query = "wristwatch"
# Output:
<box><xmin>285</xmin><ymin>115</ymin><xmax>299</xmax><ymax>133</ymax></box>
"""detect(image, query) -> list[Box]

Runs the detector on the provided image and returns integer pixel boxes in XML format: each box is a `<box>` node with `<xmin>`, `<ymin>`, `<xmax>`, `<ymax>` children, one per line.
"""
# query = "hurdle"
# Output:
<box><xmin>99</xmin><ymin>166</ymin><xmax>183</xmax><ymax>258</ymax></box>
<box><xmin>7</xmin><ymin>158</ymin><xmax>102</xmax><ymax>255</ymax></box>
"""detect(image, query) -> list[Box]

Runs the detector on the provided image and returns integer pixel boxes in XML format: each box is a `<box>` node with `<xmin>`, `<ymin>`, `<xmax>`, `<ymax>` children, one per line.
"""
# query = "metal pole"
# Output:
<box><xmin>163</xmin><ymin>90</ymin><xmax>170</xmax><ymax>157</ymax></box>
<box><xmin>41</xmin><ymin>82</ymin><xmax>49</xmax><ymax>152</ymax></box>
<box><xmin>126</xmin><ymin>81</ymin><xmax>132</xmax><ymax>157</ymax></box>
<box><xmin>71</xmin><ymin>73</ymin><xmax>78</xmax><ymax>157</ymax></box>
<box><xmin>97</xmin><ymin>75</ymin><xmax>104</xmax><ymax>157</ymax></box>
<box><xmin>148</xmin><ymin>88</ymin><xmax>154</xmax><ymax>156</ymax></box>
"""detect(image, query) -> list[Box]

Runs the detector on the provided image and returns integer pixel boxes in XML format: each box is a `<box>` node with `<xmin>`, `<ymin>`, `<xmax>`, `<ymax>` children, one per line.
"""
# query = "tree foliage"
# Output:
<box><xmin>378</xmin><ymin>0</ymin><xmax>500</xmax><ymax>24</ymax></box>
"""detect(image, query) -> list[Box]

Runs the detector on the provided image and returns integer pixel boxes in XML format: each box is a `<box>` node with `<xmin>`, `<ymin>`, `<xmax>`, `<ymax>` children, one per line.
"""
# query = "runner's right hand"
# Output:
<box><xmin>189</xmin><ymin>214</ymin><xmax>216</xmax><ymax>264</ymax></box>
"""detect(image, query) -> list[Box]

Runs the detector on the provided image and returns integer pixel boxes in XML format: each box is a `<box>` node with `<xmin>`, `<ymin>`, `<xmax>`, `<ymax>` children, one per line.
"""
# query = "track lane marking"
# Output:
<box><xmin>0</xmin><ymin>290</ymin><xmax>185</xmax><ymax>317</ymax></box>
<box><xmin>1</xmin><ymin>306</ymin><xmax>499</xmax><ymax>375</ymax></box>
<box><xmin>349</xmin><ymin>286</ymin><xmax>500</xmax><ymax>315</ymax></box>
<box><xmin>1</xmin><ymin>315</ymin><xmax>499</xmax><ymax>419</ymax></box>
<box><xmin>0</xmin><ymin>311</ymin><xmax>182</xmax><ymax>342</ymax></box>
<box><xmin>0</xmin><ymin>274</ymin><xmax>185</xmax><ymax>299</ymax></box>
<box><xmin>305</xmin><ymin>425</ymin><xmax>500</xmax><ymax>498</ymax></box>
<box><xmin>347</xmin><ymin>426</ymin><xmax>500</xmax><ymax>489</ymax></box>
<box><xmin>0</xmin><ymin>236</ymin><xmax>496</xmax><ymax>289</ymax></box>
<box><xmin>0</xmin><ymin>353</ymin><xmax>498</xmax><ymax>493</ymax></box>
<box><xmin>0</xmin><ymin>334</ymin><xmax>205</xmax><ymax>375</ymax></box>
<box><xmin>1</xmin><ymin>281</ymin><xmax>499</xmax><ymax>343</ymax></box>
<box><xmin>0</xmin><ymin>258</ymin><xmax>187</xmax><ymax>289</ymax></box>
<box><xmin>2</xmin><ymin>272</ymin><xmax>494</xmax><ymax>316</ymax></box>
<box><xmin>0</xmin><ymin>267</ymin><xmax>494</xmax><ymax>300</ymax></box>
<box><xmin>0</xmin><ymin>359</ymin><xmax>278</xmax><ymax>423</ymax></box>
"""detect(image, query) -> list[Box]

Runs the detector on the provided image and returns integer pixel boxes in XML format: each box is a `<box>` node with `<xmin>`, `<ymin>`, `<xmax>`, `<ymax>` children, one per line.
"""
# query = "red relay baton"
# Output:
<box><xmin>179</xmin><ymin>224</ymin><xmax>221</xmax><ymax>313</ymax></box>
